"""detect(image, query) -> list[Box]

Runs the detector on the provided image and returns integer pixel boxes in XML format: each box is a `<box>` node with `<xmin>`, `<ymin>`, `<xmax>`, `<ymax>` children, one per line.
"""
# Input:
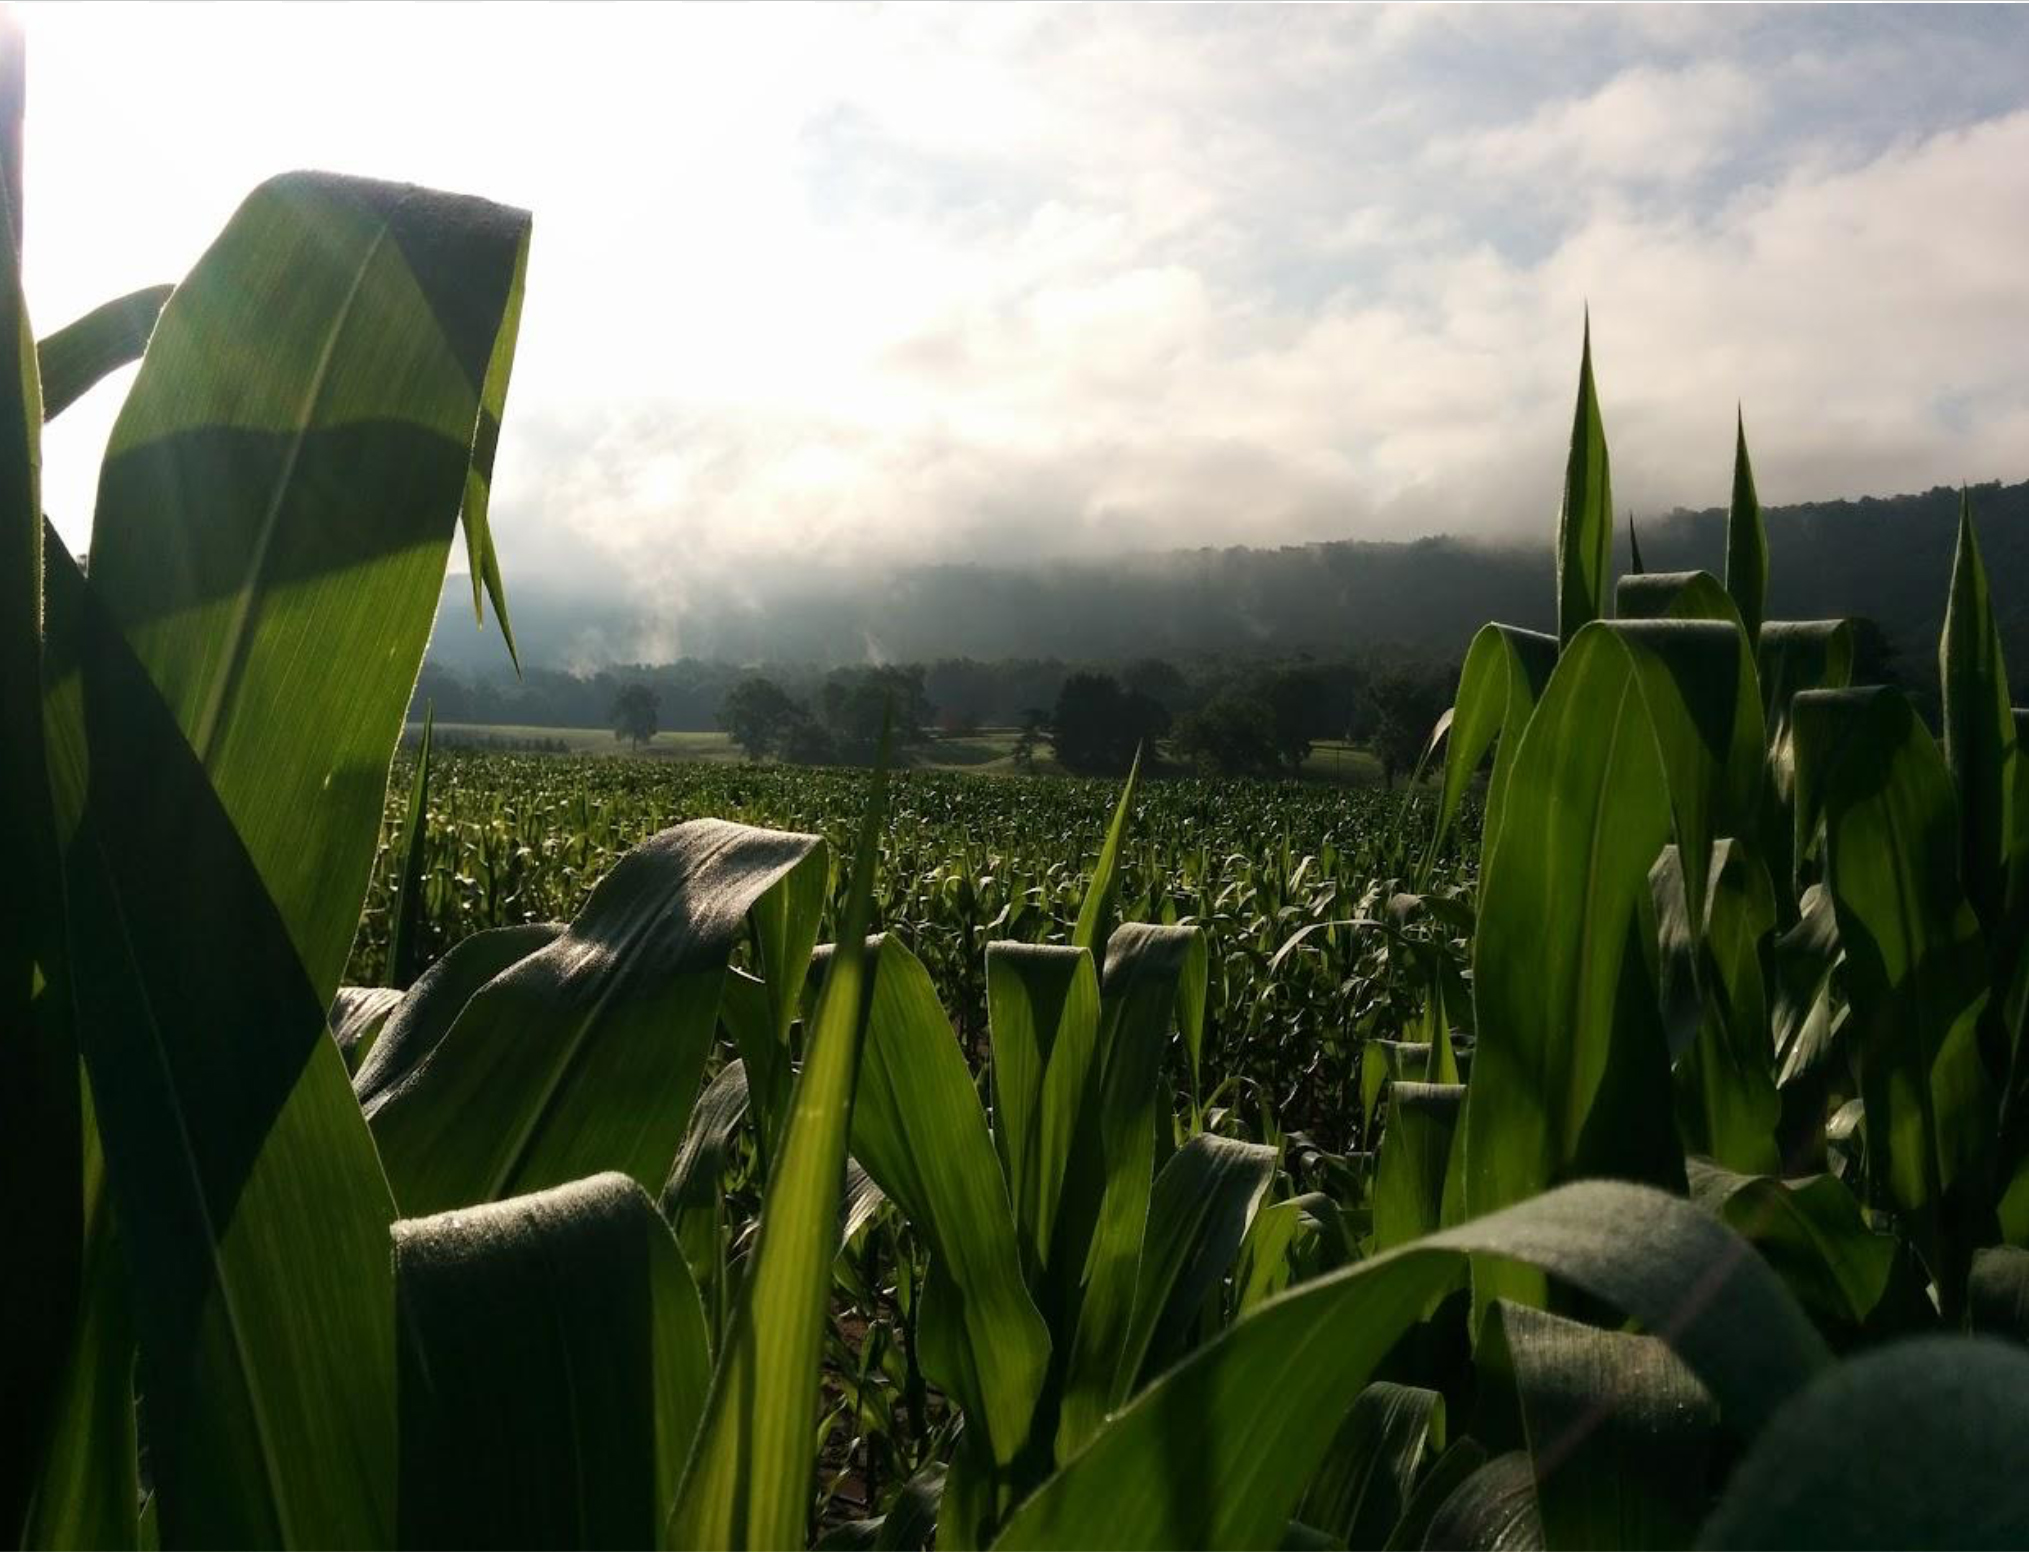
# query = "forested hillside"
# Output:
<box><xmin>422</xmin><ymin>479</ymin><xmax>2026</xmax><ymax>731</ymax></box>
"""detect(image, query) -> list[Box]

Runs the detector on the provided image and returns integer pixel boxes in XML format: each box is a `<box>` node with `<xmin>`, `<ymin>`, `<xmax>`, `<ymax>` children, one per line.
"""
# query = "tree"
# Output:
<box><xmin>820</xmin><ymin>665</ymin><xmax>935</xmax><ymax>763</ymax></box>
<box><xmin>1122</xmin><ymin>657</ymin><xmax>1190</xmax><ymax>715</ymax></box>
<box><xmin>611</xmin><ymin>682</ymin><xmax>660</xmax><ymax>749</ymax></box>
<box><xmin>1170</xmin><ymin>693</ymin><xmax>1279</xmax><ymax>776</ymax></box>
<box><xmin>718</xmin><ymin>676</ymin><xmax>802</xmax><ymax>760</ymax></box>
<box><xmin>1049</xmin><ymin>673</ymin><xmax>1167</xmax><ymax>776</ymax></box>
<box><xmin>1368</xmin><ymin>666</ymin><xmax>1449</xmax><ymax>788</ymax></box>
<box><xmin>1011</xmin><ymin>706</ymin><xmax>1047</xmax><ymax>769</ymax></box>
<box><xmin>1262</xmin><ymin>666</ymin><xmax>1331</xmax><ymax>775</ymax></box>
<box><xmin>780</xmin><ymin>714</ymin><xmax>837</xmax><ymax>766</ymax></box>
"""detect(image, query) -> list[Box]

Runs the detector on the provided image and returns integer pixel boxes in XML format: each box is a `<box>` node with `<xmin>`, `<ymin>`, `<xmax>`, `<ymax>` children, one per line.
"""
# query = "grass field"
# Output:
<box><xmin>415</xmin><ymin>721</ymin><xmax>1391</xmax><ymax>783</ymax></box>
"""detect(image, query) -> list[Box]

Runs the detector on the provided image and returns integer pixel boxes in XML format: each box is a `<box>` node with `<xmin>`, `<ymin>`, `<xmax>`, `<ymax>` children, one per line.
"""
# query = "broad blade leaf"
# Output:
<box><xmin>1555</xmin><ymin>315</ymin><xmax>1612</xmax><ymax>648</ymax></box>
<box><xmin>1793</xmin><ymin>686</ymin><xmax>1994</xmax><ymax>1298</ymax></box>
<box><xmin>1374</xmin><ymin>1082</ymin><xmax>1464</xmax><ymax>1251</ymax></box>
<box><xmin>1482</xmin><ymin>1300</ymin><xmax>1715</xmax><ymax>1551</ymax></box>
<box><xmin>36</xmin><ymin>284</ymin><xmax>171</xmax><ymax>421</ymax></box>
<box><xmin>1297</xmin><ymin>1382</ymin><xmax>1444</xmax><ymax>1549</ymax></box>
<box><xmin>994</xmin><ymin>1181</ymin><xmax>1826</xmax><ymax>1550</ymax></box>
<box><xmin>988</xmin><ymin>942</ymin><xmax>1102</xmax><ymax>1287</ymax></box>
<box><xmin>1724</xmin><ymin>411</ymin><xmax>1767</xmax><ymax>647</ymax></box>
<box><xmin>851</xmin><ymin>935</ymin><xmax>1051</xmax><ymax>1513</ymax></box>
<box><xmin>395</xmin><ymin>1173</ymin><xmax>709</xmax><ymax>1549</ymax></box>
<box><xmin>672</xmin><ymin>751</ymin><xmax>890</xmax><ymax>1549</ymax></box>
<box><xmin>1701</xmin><ymin>1338</ymin><xmax>2029</xmax><ymax>1549</ymax></box>
<box><xmin>86</xmin><ymin>171</ymin><xmax>530</xmax><ymax>1006</ymax></box>
<box><xmin>1688</xmin><ymin>1159</ymin><xmax>1895</xmax><ymax>1328</ymax></box>
<box><xmin>1429</xmin><ymin>623</ymin><xmax>1557</xmax><ymax>865</ymax></box>
<box><xmin>352</xmin><ymin>920</ymin><xmax>561</xmax><ymax>1108</ymax></box>
<box><xmin>43</xmin><ymin>541</ymin><xmax>398</xmax><ymax>1547</ymax></box>
<box><xmin>1941</xmin><ymin>490</ymin><xmax>2017</xmax><ymax>938</ymax></box>
<box><xmin>366</xmin><ymin>821</ymin><xmax>824</xmax><ymax>1214</ymax></box>
<box><xmin>386</xmin><ymin>703</ymin><xmax>434</xmax><ymax>989</ymax></box>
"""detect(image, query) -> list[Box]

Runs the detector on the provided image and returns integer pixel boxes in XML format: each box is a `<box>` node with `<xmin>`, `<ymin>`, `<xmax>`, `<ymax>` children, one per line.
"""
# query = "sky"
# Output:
<box><xmin>20</xmin><ymin>3</ymin><xmax>2029</xmax><ymax>659</ymax></box>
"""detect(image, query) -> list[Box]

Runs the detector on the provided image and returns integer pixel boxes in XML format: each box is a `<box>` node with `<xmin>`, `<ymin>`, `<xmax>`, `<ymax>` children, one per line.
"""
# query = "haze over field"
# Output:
<box><xmin>25</xmin><ymin>3</ymin><xmax>2029</xmax><ymax>665</ymax></box>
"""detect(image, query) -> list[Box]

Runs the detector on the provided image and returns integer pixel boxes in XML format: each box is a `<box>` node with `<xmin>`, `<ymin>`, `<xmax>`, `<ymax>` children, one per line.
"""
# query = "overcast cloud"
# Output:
<box><xmin>22</xmin><ymin>3</ymin><xmax>2029</xmax><ymax>658</ymax></box>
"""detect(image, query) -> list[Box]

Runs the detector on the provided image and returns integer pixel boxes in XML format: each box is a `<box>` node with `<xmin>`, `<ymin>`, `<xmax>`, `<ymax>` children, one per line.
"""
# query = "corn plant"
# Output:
<box><xmin>12</xmin><ymin>24</ymin><xmax>2029</xmax><ymax>1549</ymax></box>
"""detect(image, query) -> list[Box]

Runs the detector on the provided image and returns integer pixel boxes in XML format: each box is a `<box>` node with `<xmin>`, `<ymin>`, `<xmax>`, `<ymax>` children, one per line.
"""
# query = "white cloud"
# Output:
<box><xmin>18</xmin><ymin>2</ymin><xmax>2029</xmax><ymax>662</ymax></box>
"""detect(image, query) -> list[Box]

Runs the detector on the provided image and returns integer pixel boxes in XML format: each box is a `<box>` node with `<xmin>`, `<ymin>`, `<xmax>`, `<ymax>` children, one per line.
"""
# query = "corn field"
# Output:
<box><xmin>9</xmin><ymin>90</ymin><xmax>2029</xmax><ymax>1554</ymax></box>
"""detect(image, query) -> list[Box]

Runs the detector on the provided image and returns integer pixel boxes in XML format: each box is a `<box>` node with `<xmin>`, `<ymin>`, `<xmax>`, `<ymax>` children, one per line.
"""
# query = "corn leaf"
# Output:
<box><xmin>42</xmin><ymin>542</ymin><xmax>399</xmax><ymax>1546</ymax></box>
<box><xmin>365</xmin><ymin>821</ymin><xmax>825</xmax><ymax>1215</ymax></box>
<box><xmin>1464</xmin><ymin>621</ymin><xmax>1762</xmax><ymax>1254</ymax></box>
<box><xmin>352</xmin><ymin>920</ymin><xmax>561</xmax><ymax>1106</ymax></box>
<box><xmin>850</xmin><ymin>935</ymin><xmax>1051</xmax><ymax>1511</ymax></box>
<box><xmin>1481</xmin><ymin>1300</ymin><xmax>1715</xmax><ymax>1551</ymax></box>
<box><xmin>1073</xmin><ymin>750</ymin><xmax>1140</xmax><ymax>953</ymax></box>
<box><xmin>386</xmin><ymin>703</ymin><xmax>434</xmax><ymax>989</ymax></box>
<box><xmin>1296</xmin><ymin>1382</ymin><xmax>1444</xmax><ymax>1549</ymax></box>
<box><xmin>1656</xmin><ymin>840</ymin><xmax>1782</xmax><ymax>1174</ymax></box>
<box><xmin>671</xmin><ymin>750</ymin><xmax>889</xmax><ymax>1549</ymax></box>
<box><xmin>0</xmin><ymin>152</ymin><xmax>69</xmax><ymax>1548</ymax></box>
<box><xmin>1615</xmin><ymin>569</ymin><xmax>1740</xmax><ymax>625</ymax></box>
<box><xmin>1701</xmin><ymin>1338</ymin><xmax>2029</xmax><ymax>1549</ymax></box>
<box><xmin>1114</xmin><ymin>1132</ymin><xmax>1275</xmax><ymax>1397</ymax></box>
<box><xmin>1555</xmin><ymin>315</ymin><xmax>1612</xmax><ymax>648</ymax></box>
<box><xmin>1056</xmin><ymin>923</ymin><xmax>1207</xmax><ymax>1456</ymax></box>
<box><xmin>1429</xmin><ymin>623</ymin><xmax>1557</xmax><ymax>866</ymax></box>
<box><xmin>993</xmin><ymin>1180</ymin><xmax>1826</xmax><ymax>1550</ymax></box>
<box><xmin>394</xmin><ymin>1173</ymin><xmax>710</xmax><ymax>1549</ymax></box>
<box><xmin>456</xmin><ymin>226</ymin><xmax>529</xmax><ymax>667</ymax></box>
<box><xmin>1687</xmin><ymin>1160</ymin><xmax>1896</xmax><ymax>1329</ymax></box>
<box><xmin>1725</xmin><ymin>411</ymin><xmax>1767</xmax><ymax>647</ymax></box>
<box><xmin>1420</xmin><ymin>1452</ymin><xmax>1541</xmax><ymax>1552</ymax></box>
<box><xmin>1941</xmin><ymin>490</ymin><xmax>2017</xmax><ymax>939</ymax></box>
<box><xmin>988</xmin><ymin>942</ymin><xmax>1103</xmax><ymax>1287</ymax></box>
<box><xmin>1793</xmin><ymin>687</ymin><xmax>1994</xmax><ymax>1296</ymax></box>
<box><xmin>20</xmin><ymin>1089</ymin><xmax>137</xmax><ymax>1552</ymax></box>
<box><xmin>327</xmin><ymin>984</ymin><xmax>402</xmax><ymax>1074</ymax></box>
<box><xmin>36</xmin><ymin>284</ymin><xmax>171</xmax><ymax>421</ymax></box>
<box><xmin>85</xmin><ymin>171</ymin><xmax>529</xmax><ymax>1006</ymax></box>
<box><xmin>1373</xmin><ymin>1082</ymin><xmax>1464</xmax><ymax>1251</ymax></box>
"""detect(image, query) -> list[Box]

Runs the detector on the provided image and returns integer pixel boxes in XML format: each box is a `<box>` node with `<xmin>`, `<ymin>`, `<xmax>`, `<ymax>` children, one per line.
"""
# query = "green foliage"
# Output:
<box><xmin>612</xmin><ymin>681</ymin><xmax>660</xmax><ymax>748</ymax></box>
<box><xmin>14</xmin><ymin>57</ymin><xmax>2029</xmax><ymax>1552</ymax></box>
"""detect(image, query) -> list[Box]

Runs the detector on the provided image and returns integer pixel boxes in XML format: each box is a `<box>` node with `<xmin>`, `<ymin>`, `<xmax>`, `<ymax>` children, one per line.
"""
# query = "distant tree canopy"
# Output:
<box><xmin>1368</xmin><ymin>665</ymin><xmax>1452</xmax><ymax>787</ymax></box>
<box><xmin>610</xmin><ymin>683</ymin><xmax>660</xmax><ymax>749</ymax></box>
<box><xmin>719</xmin><ymin>676</ymin><xmax>803</xmax><ymax>759</ymax></box>
<box><xmin>1049</xmin><ymin>672</ymin><xmax>1168</xmax><ymax>776</ymax></box>
<box><xmin>1171</xmin><ymin>694</ymin><xmax>1279</xmax><ymax>777</ymax></box>
<box><xmin>820</xmin><ymin>665</ymin><xmax>934</xmax><ymax>762</ymax></box>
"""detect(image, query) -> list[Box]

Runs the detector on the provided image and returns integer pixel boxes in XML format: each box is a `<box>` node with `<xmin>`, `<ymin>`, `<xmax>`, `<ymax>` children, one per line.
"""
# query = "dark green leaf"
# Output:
<box><xmin>1375</xmin><ymin>1082</ymin><xmax>1464</xmax><ymax>1251</ymax></box>
<box><xmin>394</xmin><ymin>1173</ymin><xmax>710</xmax><ymax>1549</ymax></box>
<box><xmin>36</xmin><ymin>284</ymin><xmax>171</xmax><ymax>421</ymax></box>
<box><xmin>366</xmin><ymin>821</ymin><xmax>824</xmax><ymax>1214</ymax></box>
<box><xmin>673</xmin><ymin>751</ymin><xmax>889</xmax><ymax>1549</ymax></box>
<box><xmin>1688</xmin><ymin>1160</ymin><xmax>1895</xmax><ymax>1329</ymax></box>
<box><xmin>1555</xmin><ymin>314</ymin><xmax>1613</xmax><ymax>648</ymax></box>
<box><xmin>1700</xmin><ymin>1338</ymin><xmax>2029</xmax><ymax>1549</ymax></box>
<box><xmin>1724</xmin><ymin>412</ymin><xmax>1767</xmax><ymax>647</ymax></box>
<box><xmin>1298</xmin><ymin>1381</ymin><xmax>1444</xmax><ymax>1548</ymax></box>
<box><xmin>1482</xmin><ymin>1301</ymin><xmax>1714</xmax><ymax>1550</ymax></box>
<box><xmin>1941</xmin><ymin>489</ymin><xmax>2017</xmax><ymax>937</ymax></box>
<box><xmin>352</xmin><ymin>921</ymin><xmax>561</xmax><ymax>1109</ymax></box>
<box><xmin>1793</xmin><ymin>687</ymin><xmax>1994</xmax><ymax>1285</ymax></box>
<box><xmin>85</xmin><ymin>172</ymin><xmax>530</xmax><ymax>1007</ymax></box>
<box><xmin>994</xmin><ymin>1181</ymin><xmax>1827</xmax><ymax>1550</ymax></box>
<box><xmin>1430</xmin><ymin>623</ymin><xmax>1558</xmax><ymax>866</ymax></box>
<box><xmin>386</xmin><ymin>704</ymin><xmax>434</xmax><ymax>989</ymax></box>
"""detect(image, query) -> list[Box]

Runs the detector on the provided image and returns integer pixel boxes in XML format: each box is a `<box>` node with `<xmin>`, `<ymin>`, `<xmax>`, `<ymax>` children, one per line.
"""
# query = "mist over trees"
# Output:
<box><xmin>425</xmin><ymin>479</ymin><xmax>2025</xmax><ymax>686</ymax></box>
<box><xmin>412</xmin><ymin>478</ymin><xmax>2025</xmax><ymax>768</ymax></box>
